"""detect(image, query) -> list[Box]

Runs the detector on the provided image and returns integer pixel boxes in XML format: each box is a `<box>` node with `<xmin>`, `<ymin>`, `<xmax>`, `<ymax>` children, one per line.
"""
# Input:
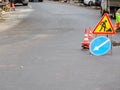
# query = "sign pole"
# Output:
<box><xmin>110</xmin><ymin>34</ymin><xmax>112</xmax><ymax>55</ymax></box>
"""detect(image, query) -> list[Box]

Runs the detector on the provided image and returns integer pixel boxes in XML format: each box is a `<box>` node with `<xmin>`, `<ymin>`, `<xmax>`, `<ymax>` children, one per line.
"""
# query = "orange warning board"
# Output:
<box><xmin>92</xmin><ymin>13</ymin><xmax>115</xmax><ymax>34</ymax></box>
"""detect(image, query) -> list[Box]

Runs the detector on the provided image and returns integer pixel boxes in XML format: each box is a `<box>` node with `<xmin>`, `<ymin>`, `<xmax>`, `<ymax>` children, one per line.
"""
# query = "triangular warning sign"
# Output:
<box><xmin>92</xmin><ymin>13</ymin><xmax>116</xmax><ymax>34</ymax></box>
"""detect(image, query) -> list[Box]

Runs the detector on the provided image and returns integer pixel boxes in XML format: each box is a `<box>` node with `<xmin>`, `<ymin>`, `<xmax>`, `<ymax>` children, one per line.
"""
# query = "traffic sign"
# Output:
<box><xmin>90</xmin><ymin>36</ymin><xmax>111</xmax><ymax>56</ymax></box>
<box><xmin>92</xmin><ymin>13</ymin><xmax>115</xmax><ymax>34</ymax></box>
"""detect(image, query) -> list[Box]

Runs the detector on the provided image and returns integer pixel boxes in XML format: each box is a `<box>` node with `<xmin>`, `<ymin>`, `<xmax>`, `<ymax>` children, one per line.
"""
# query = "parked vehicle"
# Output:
<box><xmin>29</xmin><ymin>0</ymin><xmax>43</xmax><ymax>2</ymax></box>
<box><xmin>95</xmin><ymin>0</ymin><xmax>101</xmax><ymax>6</ymax></box>
<box><xmin>79</xmin><ymin>0</ymin><xmax>84</xmax><ymax>3</ymax></box>
<box><xmin>12</xmin><ymin>0</ymin><xmax>29</xmax><ymax>6</ymax></box>
<box><xmin>84</xmin><ymin>0</ymin><xmax>95</xmax><ymax>6</ymax></box>
<box><xmin>100</xmin><ymin>0</ymin><xmax>120</xmax><ymax>18</ymax></box>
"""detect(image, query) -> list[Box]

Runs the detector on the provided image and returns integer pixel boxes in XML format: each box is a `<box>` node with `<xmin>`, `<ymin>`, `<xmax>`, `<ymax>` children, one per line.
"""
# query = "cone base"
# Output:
<box><xmin>81</xmin><ymin>42</ymin><xmax>89</xmax><ymax>49</ymax></box>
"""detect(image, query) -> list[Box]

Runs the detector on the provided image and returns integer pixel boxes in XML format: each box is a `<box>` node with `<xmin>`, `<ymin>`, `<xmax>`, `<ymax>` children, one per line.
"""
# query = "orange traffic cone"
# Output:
<box><xmin>81</xmin><ymin>29</ymin><xmax>90</xmax><ymax>49</ymax></box>
<box><xmin>114</xmin><ymin>22</ymin><xmax>120</xmax><ymax>31</ymax></box>
<box><xmin>9</xmin><ymin>3</ymin><xmax>15</xmax><ymax>11</ymax></box>
<box><xmin>88</xmin><ymin>27</ymin><xmax>93</xmax><ymax>39</ymax></box>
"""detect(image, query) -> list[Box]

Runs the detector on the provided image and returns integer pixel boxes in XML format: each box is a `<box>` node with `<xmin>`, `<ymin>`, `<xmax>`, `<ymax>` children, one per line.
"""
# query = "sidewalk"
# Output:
<box><xmin>0</xmin><ymin>11</ymin><xmax>20</xmax><ymax>32</ymax></box>
<box><xmin>0</xmin><ymin>7</ymin><xmax>33</xmax><ymax>32</ymax></box>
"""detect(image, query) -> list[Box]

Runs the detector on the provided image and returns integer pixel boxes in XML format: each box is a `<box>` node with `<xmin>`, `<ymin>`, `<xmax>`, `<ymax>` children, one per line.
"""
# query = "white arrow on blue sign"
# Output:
<box><xmin>90</xmin><ymin>36</ymin><xmax>111</xmax><ymax>56</ymax></box>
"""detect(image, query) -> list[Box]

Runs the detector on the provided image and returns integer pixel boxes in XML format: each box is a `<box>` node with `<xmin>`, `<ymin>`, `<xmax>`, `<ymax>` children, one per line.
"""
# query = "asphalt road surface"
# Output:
<box><xmin>0</xmin><ymin>1</ymin><xmax>120</xmax><ymax>90</ymax></box>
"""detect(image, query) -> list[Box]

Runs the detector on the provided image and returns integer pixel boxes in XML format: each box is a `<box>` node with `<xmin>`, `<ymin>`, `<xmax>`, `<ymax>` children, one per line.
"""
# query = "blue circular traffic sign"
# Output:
<box><xmin>90</xmin><ymin>36</ymin><xmax>111</xmax><ymax>56</ymax></box>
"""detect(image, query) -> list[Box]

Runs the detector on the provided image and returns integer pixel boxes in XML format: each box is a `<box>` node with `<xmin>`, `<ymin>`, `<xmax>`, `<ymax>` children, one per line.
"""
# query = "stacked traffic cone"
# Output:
<box><xmin>88</xmin><ymin>27</ymin><xmax>93</xmax><ymax>39</ymax></box>
<box><xmin>81</xmin><ymin>29</ymin><xmax>90</xmax><ymax>49</ymax></box>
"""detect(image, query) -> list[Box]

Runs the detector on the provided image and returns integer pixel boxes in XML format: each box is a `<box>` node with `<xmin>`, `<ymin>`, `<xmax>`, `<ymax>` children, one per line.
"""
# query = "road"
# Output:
<box><xmin>0</xmin><ymin>1</ymin><xmax>120</xmax><ymax>90</ymax></box>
